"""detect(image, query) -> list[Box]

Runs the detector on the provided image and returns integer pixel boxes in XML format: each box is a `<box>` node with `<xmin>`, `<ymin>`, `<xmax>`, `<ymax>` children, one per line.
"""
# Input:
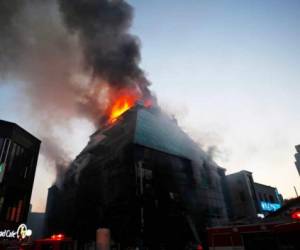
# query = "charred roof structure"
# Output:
<box><xmin>46</xmin><ymin>104</ymin><xmax>228</xmax><ymax>249</ymax></box>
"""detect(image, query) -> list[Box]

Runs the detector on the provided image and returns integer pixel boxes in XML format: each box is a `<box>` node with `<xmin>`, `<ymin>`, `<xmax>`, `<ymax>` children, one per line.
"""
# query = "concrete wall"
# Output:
<box><xmin>226</xmin><ymin>171</ymin><xmax>258</xmax><ymax>220</ymax></box>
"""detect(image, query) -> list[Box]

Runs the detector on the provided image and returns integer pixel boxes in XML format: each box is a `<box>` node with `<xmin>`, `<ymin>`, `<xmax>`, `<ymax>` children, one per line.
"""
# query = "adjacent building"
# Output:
<box><xmin>226</xmin><ymin>170</ymin><xmax>283</xmax><ymax>221</ymax></box>
<box><xmin>0</xmin><ymin>120</ymin><xmax>40</xmax><ymax>240</ymax></box>
<box><xmin>254</xmin><ymin>182</ymin><xmax>283</xmax><ymax>214</ymax></box>
<box><xmin>26</xmin><ymin>210</ymin><xmax>45</xmax><ymax>240</ymax></box>
<box><xmin>225</xmin><ymin>170</ymin><xmax>259</xmax><ymax>220</ymax></box>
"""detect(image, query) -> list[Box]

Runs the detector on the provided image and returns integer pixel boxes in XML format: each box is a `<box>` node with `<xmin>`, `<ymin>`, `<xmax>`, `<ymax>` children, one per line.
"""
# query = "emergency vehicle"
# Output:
<box><xmin>32</xmin><ymin>234</ymin><xmax>73</xmax><ymax>250</ymax></box>
<box><xmin>207</xmin><ymin>221</ymin><xmax>300</xmax><ymax>250</ymax></box>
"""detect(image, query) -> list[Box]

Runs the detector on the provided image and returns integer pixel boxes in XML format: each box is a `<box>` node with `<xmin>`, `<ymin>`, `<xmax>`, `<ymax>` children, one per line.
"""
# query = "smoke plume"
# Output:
<box><xmin>58</xmin><ymin>0</ymin><xmax>150</xmax><ymax>96</ymax></box>
<box><xmin>0</xmin><ymin>0</ymin><xmax>150</xmax><ymax>168</ymax></box>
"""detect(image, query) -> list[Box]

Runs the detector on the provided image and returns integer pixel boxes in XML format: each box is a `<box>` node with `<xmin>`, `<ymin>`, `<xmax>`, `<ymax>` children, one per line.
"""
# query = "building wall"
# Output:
<box><xmin>27</xmin><ymin>212</ymin><xmax>45</xmax><ymax>240</ymax></box>
<box><xmin>0</xmin><ymin>120</ymin><xmax>40</xmax><ymax>231</ymax></box>
<box><xmin>134</xmin><ymin>106</ymin><xmax>229</xmax><ymax>226</ymax></box>
<box><xmin>46</xmin><ymin>107</ymin><xmax>229</xmax><ymax>248</ymax></box>
<box><xmin>192</xmin><ymin>164</ymin><xmax>229</xmax><ymax>227</ymax></box>
<box><xmin>226</xmin><ymin>170</ymin><xmax>283</xmax><ymax>221</ymax></box>
<box><xmin>254</xmin><ymin>182</ymin><xmax>282</xmax><ymax>215</ymax></box>
<box><xmin>226</xmin><ymin>171</ymin><xmax>259</xmax><ymax>220</ymax></box>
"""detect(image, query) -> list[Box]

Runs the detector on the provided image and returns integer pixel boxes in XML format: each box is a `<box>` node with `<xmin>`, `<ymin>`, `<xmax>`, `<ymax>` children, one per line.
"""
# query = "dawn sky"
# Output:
<box><xmin>1</xmin><ymin>0</ymin><xmax>300</xmax><ymax>211</ymax></box>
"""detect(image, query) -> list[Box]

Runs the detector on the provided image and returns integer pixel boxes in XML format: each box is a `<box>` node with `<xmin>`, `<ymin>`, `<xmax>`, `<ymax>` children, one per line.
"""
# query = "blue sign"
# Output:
<box><xmin>260</xmin><ymin>201</ymin><xmax>281</xmax><ymax>212</ymax></box>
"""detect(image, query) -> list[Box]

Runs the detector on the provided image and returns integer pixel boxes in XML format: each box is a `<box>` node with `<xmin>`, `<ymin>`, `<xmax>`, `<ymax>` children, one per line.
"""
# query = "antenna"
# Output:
<box><xmin>294</xmin><ymin>186</ymin><xmax>299</xmax><ymax>197</ymax></box>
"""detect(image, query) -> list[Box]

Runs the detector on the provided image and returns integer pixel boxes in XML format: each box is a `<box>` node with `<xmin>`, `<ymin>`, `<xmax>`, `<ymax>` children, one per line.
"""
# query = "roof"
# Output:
<box><xmin>133</xmin><ymin>107</ymin><xmax>207</xmax><ymax>162</ymax></box>
<box><xmin>226</xmin><ymin>170</ymin><xmax>253</xmax><ymax>178</ymax></box>
<box><xmin>254</xmin><ymin>182</ymin><xmax>277</xmax><ymax>190</ymax></box>
<box><xmin>0</xmin><ymin>119</ymin><xmax>41</xmax><ymax>146</ymax></box>
<box><xmin>0</xmin><ymin>120</ymin><xmax>41</xmax><ymax>142</ymax></box>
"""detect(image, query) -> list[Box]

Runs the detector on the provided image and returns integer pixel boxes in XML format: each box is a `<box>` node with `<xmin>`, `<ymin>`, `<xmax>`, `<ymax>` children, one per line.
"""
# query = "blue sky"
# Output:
<box><xmin>129</xmin><ymin>0</ymin><xmax>300</xmax><ymax>197</ymax></box>
<box><xmin>1</xmin><ymin>0</ymin><xmax>300</xmax><ymax>211</ymax></box>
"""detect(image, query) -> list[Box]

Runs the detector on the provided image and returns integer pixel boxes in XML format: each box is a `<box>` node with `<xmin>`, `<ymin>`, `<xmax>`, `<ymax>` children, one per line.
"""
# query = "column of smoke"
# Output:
<box><xmin>0</xmin><ymin>0</ymin><xmax>151</xmax><ymax>184</ymax></box>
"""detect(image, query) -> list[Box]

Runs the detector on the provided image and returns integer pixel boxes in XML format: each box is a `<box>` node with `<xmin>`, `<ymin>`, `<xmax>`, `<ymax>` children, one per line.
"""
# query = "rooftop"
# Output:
<box><xmin>0</xmin><ymin>119</ymin><xmax>41</xmax><ymax>147</ymax></box>
<box><xmin>134</xmin><ymin>107</ymin><xmax>207</xmax><ymax>162</ymax></box>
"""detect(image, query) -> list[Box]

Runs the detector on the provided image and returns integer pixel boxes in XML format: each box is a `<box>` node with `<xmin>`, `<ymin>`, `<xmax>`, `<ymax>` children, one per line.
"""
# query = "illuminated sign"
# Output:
<box><xmin>17</xmin><ymin>224</ymin><xmax>28</xmax><ymax>240</ymax></box>
<box><xmin>260</xmin><ymin>201</ymin><xmax>281</xmax><ymax>212</ymax></box>
<box><xmin>0</xmin><ymin>229</ymin><xmax>17</xmax><ymax>238</ymax></box>
<box><xmin>0</xmin><ymin>224</ymin><xmax>31</xmax><ymax>240</ymax></box>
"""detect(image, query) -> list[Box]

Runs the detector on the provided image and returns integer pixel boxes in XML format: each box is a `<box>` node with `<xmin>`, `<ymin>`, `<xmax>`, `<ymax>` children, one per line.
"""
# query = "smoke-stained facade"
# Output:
<box><xmin>46</xmin><ymin>105</ymin><xmax>228</xmax><ymax>249</ymax></box>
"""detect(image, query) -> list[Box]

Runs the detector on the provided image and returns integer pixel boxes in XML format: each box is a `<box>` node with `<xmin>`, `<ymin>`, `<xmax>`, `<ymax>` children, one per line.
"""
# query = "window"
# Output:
<box><xmin>0</xmin><ymin>197</ymin><xmax>4</xmax><ymax>214</ymax></box>
<box><xmin>0</xmin><ymin>139</ymin><xmax>9</xmax><ymax>162</ymax></box>
<box><xmin>16</xmin><ymin>200</ymin><xmax>23</xmax><ymax>222</ymax></box>
<box><xmin>269</xmin><ymin>195</ymin><xmax>274</xmax><ymax>203</ymax></box>
<box><xmin>7</xmin><ymin>142</ymin><xmax>17</xmax><ymax>171</ymax></box>
<box><xmin>0</xmin><ymin>138</ymin><xmax>4</xmax><ymax>153</ymax></box>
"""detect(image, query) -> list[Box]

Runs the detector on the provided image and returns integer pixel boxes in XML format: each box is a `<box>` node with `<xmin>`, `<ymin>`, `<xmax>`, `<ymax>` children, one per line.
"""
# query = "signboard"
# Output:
<box><xmin>260</xmin><ymin>201</ymin><xmax>281</xmax><ymax>212</ymax></box>
<box><xmin>0</xmin><ymin>224</ymin><xmax>31</xmax><ymax>240</ymax></box>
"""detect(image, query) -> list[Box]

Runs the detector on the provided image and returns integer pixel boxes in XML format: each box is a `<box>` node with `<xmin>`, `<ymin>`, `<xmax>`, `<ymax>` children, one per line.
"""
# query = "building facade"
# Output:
<box><xmin>254</xmin><ymin>182</ymin><xmax>282</xmax><ymax>215</ymax></box>
<box><xmin>0</xmin><ymin>120</ymin><xmax>40</xmax><ymax>240</ymax></box>
<box><xmin>226</xmin><ymin>171</ymin><xmax>259</xmax><ymax>220</ymax></box>
<box><xmin>45</xmin><ymin>105</ymin><xmax>229</xmax><ymax>249</ymax></box>
<box><xmin>226</xmin><ymin>170</ymin><xmax>283</xmax><ymax>221</ymax></box>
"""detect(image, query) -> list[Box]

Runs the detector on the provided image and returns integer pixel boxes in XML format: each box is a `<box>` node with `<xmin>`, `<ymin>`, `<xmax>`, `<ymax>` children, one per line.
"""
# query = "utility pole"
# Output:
<box><xmin>294</xmin><ymin>186</ymin><xmax>299</xmax><ymax>197</ymax></box>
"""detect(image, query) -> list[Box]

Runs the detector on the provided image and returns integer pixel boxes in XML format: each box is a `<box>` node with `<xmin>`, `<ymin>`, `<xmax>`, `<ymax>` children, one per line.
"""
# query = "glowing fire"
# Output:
<box><xmin>108</xmin><ymin>93</ymin><xmax>138</xmax><ymax>124</ymax></box>
<box><xmin>106</xmin><ymin>87</ymin><xmax>153</xmax><ymax>125</ymax></box>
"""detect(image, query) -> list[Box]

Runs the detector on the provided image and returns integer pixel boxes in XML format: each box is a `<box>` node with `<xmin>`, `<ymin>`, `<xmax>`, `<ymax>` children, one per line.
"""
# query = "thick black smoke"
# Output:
<box><xmin>58</xmin><ymin>0</ymin><xmax>150</xmax><ymax>96</ymax></box>
<box><xmin>0</xmin><ymin>0</ymin><xmax>151</xmax><ymax>165</ymax></box>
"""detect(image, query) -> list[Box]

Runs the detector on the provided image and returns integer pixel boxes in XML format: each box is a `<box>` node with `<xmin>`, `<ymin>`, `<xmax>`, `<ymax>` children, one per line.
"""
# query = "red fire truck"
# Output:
<box><xmin>31</xmin><ymin>234</ymin><xmax>74</xmax><ymax>250</ymax></box>
<box><xmin>207</xmin><ymin>221</ymin><xmax>300</xmax><ymax>250</ymax></box>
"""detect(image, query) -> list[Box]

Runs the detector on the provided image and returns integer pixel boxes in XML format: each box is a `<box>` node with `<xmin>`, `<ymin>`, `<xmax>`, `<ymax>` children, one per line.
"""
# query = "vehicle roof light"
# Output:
<box><xmin>51</xmin><ymin>234</ymin><xmax>65</xmax><ymax>240</ymax></box>
<box><xmin>291</xmin><ymin>210</ymin><xmax>300</xmax><ymax>220</ymax></box>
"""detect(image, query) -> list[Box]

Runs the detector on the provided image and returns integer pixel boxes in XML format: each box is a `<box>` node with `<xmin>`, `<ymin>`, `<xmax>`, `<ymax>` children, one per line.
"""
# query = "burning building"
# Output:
<box><xmin>1</xmin><ymin>1</ymin><xmax>229</xmax><ymax>247</ymax></box>
<box><xmin>46</xmin><ymin>103</ymin><xmax>229</xmax><ymax>249</ymax></box>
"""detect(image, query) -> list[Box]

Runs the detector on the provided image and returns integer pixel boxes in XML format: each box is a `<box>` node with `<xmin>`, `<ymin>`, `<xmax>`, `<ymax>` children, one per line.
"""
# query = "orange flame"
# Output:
<box><xmin>108</xmin><ymin>93</ymin><xmax>138</xmax><ymax>124</ymax></box>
